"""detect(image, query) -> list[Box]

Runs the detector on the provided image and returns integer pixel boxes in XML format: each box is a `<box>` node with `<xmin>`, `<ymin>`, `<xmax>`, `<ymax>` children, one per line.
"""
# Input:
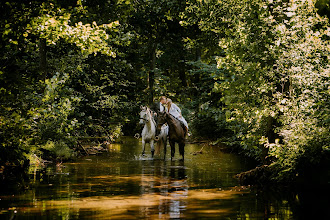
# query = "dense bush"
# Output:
<box><xmin>216</xmin><ymin>0</ymin><xmax>330</xmax><ymax>180</ymax></box>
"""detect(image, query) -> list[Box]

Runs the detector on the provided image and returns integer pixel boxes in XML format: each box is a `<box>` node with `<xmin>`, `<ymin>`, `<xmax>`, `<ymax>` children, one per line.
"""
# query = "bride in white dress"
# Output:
<box><xmin>166</xmin><ymin>98</ymin><xmax>188</xmax><ymax>132</ymax></box>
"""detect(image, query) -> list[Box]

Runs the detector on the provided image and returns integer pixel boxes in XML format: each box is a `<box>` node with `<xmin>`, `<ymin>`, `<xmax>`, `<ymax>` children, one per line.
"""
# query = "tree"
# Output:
<box><xmin>216</xmin><ymin>0</ymin><xmax>330</xmax><ymax>181</ymax></box>
<box><xmin>0</xmin><ymin>0</ymin><xmax>121</xmax><ymax>166</ymax></box>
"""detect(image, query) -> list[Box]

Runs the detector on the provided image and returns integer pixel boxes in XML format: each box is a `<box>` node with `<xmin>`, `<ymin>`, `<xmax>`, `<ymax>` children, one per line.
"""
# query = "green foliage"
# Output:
<box><xmin>0</xmin><ymin>0</ymin><xmax>131</xmax><ymax>166</ymax></box>
<box><xmin>40</xmin><ymin>140</ymin><xmax>75</xmax><ymax>161</ymax></box>
<box><xmin>26</xmin><ymin>3</ymin><xmax>118</xmax><ymax>57</ymax></box>
<box><xmin>182</xmin><ymin>60</ymin><xmax>229</xmax><ymax>139</ymax></box>
<box><xmin>0</xmin><ymin>109</ymin><xmax>30</xmax><ymax>166</ymax></box>
<box><xmin>30</xmin><ymin>72</ymin><xmax>80</xmax><ymax>142</ymax></box>
<box><xmin>1</xmin><ymin>0</ymin><xmax>329</xmax><ymax>185</ymax></box>
<box><xmin>217</xmin><ymin>0</ymin><xmax>330</xmax><ymax>180</ymax></box>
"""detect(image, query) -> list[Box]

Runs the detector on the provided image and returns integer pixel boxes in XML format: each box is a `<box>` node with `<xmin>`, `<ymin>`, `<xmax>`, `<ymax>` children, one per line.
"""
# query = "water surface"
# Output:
<box><xmin>0</xmin><ymin>137</ymin><xmax>317</xmax><ymax>219</ymax></box>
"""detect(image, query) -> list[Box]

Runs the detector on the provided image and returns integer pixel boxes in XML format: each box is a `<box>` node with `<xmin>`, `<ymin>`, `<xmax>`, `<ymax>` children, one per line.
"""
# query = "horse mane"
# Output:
<box><xmin>145</xmin><ymin>107</ymin><xmax>151</xmax><ymax>118</ymax></box>
<box><xmin>144</xmin><ymin>107</ymin><xmax>157</xmax><ymax>126</ymax></box>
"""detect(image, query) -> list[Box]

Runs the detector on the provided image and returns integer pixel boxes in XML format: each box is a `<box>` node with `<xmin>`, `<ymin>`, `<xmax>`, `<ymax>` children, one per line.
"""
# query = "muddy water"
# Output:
<box><xmin>0</xmin><ymin>137</ymin><xmax>308</xmax><ymax>219</ymax></box>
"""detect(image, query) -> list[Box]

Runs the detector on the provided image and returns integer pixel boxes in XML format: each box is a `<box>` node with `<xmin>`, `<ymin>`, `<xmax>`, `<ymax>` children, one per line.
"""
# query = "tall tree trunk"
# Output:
<box><xmin>39</xmin><ymin>38</ymin><xmax>47</xmax><ymax>80</ymax></box>
<box><xmin>262</xmin><ymin>116</ymin><xmax>275</xmax><ymax>164</ymax></box>
<box><xmin>192</xmin><ymin>47</ymin><xmax>202</xmax><ymax>97</ymax></box>
<box><xmin>179</xmin><ymin>56</ymin><xmax>187</xmax><ymax>87</ymax></box>
<box><xmin>148</xmin><ymin>42</ymin><xmax>157</xmax><ymax>105</ymax></box>
<box><xmin>196</xmin><ymin>47</ymin><xmax>201</xmax><ymax>61</ymax></box>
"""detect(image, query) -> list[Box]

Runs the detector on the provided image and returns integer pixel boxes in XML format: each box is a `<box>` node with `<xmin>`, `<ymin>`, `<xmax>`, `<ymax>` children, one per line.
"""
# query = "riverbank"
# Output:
<box><xmin>0</xmin><ymin>137</ymin><xmax>119</xmax><ymax>193</ymax></box>
<box><xmin>188</xmin><ymin>136</ymin><xmax>330</xmax><ymax>190</ymax></box>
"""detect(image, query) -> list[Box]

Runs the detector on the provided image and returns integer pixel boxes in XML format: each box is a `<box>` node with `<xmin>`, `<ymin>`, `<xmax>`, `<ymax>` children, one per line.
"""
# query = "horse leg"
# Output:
<box><xmin>150</xmin><ymin>140</ymin><xmax>155</xmax><ymax>158</ymax></box>
<box><xmin>142</xmin><ymin>139</ymin><xmax>146</xmax><ymax>156</ymax></box>
<box><xmin>170</xmin><ymin>140</ymin><xmax>175</xmax><ymax>161</ymax></box>
<box><xmin>179</xmin><ymin>142</ymin><xmax>185</xmax><ymax>161</ymax></box>
<box><xmin>163</xmin><ymin>137</ymin><xmax>167</xmax><ymax>161</ymax></box>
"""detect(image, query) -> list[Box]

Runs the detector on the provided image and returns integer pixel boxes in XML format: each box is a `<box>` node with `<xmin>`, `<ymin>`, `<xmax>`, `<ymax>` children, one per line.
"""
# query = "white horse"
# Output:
<box><xmin>139</xmin><ymin>106</ymin><xmax>156</xmax><ymax>157</ymax></box>
<box><xmin>139</xmin><ymin>106</ymin><xmax>169</xmax><ymax>159</ymax></box>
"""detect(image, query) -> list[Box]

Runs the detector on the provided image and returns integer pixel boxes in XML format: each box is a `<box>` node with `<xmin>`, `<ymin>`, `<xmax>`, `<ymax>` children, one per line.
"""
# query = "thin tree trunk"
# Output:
<box><xmin>196</xmin><ymin>47</ymin><xmax>201</xmax><ymax>61</ymax></box>
<box><xmin>192</xmin><ymin>47</ymin><xmax>202</xmax><ymax>97</ymax></box>
<box><xmin>39</xmin><ymin>38</ymin><xmax>47</xmax><ymax>80</ymax></box>
<box><xmin>148</xmin><ymin>42</ymin><xmax>157</xmax><ymax>105</ymax></box>
<box><xmin>179</xmin><ymin>57</ymin><xmax>187</xmax><ymax>87</ymax></box>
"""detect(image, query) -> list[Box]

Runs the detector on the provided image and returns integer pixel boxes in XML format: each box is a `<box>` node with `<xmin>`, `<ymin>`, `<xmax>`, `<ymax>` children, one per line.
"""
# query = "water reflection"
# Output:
<box><xmin>139</xmin><ymin>160</ymin><xmax>188</xmax><ymax>218</ymax></box>
<box><xmin>1</xmin><ymin>137</ymin><xmax>323</xmax><ymax>219</ymax></box>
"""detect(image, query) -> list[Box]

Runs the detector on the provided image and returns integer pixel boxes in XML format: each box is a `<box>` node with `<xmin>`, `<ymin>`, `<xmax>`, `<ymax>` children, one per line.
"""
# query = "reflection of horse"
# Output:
<box><xmin>139</xmin><ymin>160</ymin><xmax>188</xmax><ymax>218</ymax></box>
<box><xmin>156</xmin><ymin>111</ymin><xmax>185</xmax><ymax>161</ymax></box>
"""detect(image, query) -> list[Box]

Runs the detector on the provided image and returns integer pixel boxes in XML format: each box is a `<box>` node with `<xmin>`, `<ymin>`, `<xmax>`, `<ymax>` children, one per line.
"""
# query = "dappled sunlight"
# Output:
<box><xmin>18</xmin><ymin>187</ymin><xmax>248</xmax><ymax>219</ymax></box>
<box><xmin>1</xmin><ymin>139</ymin><xmax>295</xmax><ymax>219</ymax></box>
<box><xmin>106</xmin><ymin>143</ymin><xmax>122</xmax><ymax>152</ymax></box>
<box><xmin>187</xmin><ymin>188</ymin><xmax>248</xmax><ymax>200</ymax></box>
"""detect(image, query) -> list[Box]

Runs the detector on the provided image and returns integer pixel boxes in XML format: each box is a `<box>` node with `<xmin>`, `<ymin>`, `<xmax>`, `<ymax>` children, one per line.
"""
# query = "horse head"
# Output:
<box><xmin>139</xmin><ymin>106</ymin><xmax>150</xmax><ymax>125</ymax></box>
<box><xmin>156</xmin><ymin>111</ymin><xmax>167</xmax><ymax>136</ymax></box>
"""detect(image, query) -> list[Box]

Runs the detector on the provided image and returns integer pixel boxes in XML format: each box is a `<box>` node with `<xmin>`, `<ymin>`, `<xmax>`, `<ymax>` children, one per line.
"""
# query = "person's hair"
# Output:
<box><xmin>160</xmin><ymin>96</ymin><xmax>166</xmax><ymax>101</ymax></box>
<box><xmin>167</xmin><ymin>98</ymin><xmax>172</xmax><ymax>111</ymax></box>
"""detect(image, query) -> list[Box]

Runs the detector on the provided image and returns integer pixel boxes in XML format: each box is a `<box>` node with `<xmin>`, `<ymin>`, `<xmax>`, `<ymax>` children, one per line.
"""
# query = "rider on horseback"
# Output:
<box><xmin>150</xmin><ymin>96</ymin><xmax>167</xmax><ymax>119</ymax></box>
<box><xmin>166</xmin><ymin>98</ymin><xmax>189</xmax><ymax>137</ymax></box>
<box><xmin>150</xmin><ymin>96</ymin><xmax>189</xmax><ymax>138</ymax></box>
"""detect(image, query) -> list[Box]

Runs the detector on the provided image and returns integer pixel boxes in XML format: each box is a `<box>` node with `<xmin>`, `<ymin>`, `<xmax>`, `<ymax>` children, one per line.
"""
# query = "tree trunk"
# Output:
<box><xmin>179</xmin><ymin>56</ymin><xmax>187</xmax><ymax>87</ymax></box>
<box><xmin>148</xmin><ymin>42</ymin><xmax>157</xmax><ymax>105</ymax></box>
<box><xmin>196</xmin><ymin>47</ymin><xmax>201</xmax><ymax>61</ymax></box>
<box><xmin>191</xmin><ymin>47</ymin><xmax>202</xmax><ymax>97</ymax></box>
<box><xmin>261</xmin><ymin>116</ymin><xmax>275</xmax><ymax>164</ymax></box>
<box><xmin>39</xmin><ymin>38</ymin><xmax>47</xmax><ymax>80</ymax></box>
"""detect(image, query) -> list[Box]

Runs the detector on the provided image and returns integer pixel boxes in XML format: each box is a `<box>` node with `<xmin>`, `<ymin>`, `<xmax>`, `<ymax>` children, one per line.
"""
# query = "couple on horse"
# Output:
<box><xmin>138</xmin><ymin>96</ymin><xmax>188</xmax><ymax>160</ymax></box>
<box><xmin>150</xmin><ymin>96</ymin><xmax>189</xmax><ymax>136</ymax></box>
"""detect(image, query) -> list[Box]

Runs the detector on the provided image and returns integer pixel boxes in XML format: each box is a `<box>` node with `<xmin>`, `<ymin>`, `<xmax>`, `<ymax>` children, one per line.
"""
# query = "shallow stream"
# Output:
<box><xmin>1</xmin><ymin>137</ymin><xmax>327</xmax><ymax>219</ymax></box>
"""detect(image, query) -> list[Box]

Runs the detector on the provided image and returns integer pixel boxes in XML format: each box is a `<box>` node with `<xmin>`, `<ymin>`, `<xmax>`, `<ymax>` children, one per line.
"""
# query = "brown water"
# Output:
<box><xmin>0</xmin><ymin>137</ymin><xmax>326</xmax><ymax>219</ymax></box>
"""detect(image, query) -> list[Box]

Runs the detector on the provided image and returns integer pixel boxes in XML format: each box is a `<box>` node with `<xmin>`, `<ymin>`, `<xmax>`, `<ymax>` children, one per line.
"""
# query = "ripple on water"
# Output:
<box><xmin>0</xmin><ymin>137</ymin><xmax>298</xmax><ymax>220</ymax></box>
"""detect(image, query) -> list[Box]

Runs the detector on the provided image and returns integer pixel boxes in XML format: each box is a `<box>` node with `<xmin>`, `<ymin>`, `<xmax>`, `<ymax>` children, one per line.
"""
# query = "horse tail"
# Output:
<box><xmin>154</xmin><ymin>141</ymin><xmax>161</xmax><ymax>156</ymax></box>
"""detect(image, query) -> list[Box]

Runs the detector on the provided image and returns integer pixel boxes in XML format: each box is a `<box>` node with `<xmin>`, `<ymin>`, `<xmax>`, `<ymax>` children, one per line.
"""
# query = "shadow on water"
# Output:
<box><xmin>0</xmin><ymin>137</ymin><xmax>329</xmax><ymax>219</ymax></box>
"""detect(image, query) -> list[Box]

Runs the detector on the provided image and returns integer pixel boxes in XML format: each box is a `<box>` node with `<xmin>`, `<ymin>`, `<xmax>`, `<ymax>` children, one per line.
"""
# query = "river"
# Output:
<box><xmin>0</xmin><ymin>137</ymin><xmax>328</xmax><ymax>219</ymax></box>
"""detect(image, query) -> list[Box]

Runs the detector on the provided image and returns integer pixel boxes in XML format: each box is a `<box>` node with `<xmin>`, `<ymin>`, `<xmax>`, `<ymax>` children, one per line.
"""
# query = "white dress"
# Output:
<box><xmin>168</xmin><ymin>103</ymin><xmax>188</xmax><ymax>129</ymax></box>
<box><xmin>159</xmin><ymin>102</ymin><xmax>165</xmax><ymax>112</ymax></box>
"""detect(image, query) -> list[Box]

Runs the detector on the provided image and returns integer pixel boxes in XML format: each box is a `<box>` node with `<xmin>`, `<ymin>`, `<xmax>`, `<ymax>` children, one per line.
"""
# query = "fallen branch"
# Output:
<box><xmin>77</xmin><ymin>141</ymin><xmax>89</xmax><ymax>155</ymax></box>
<box><xmin>236</xmin><ymin>165</ymin><xmax>272</xmax><ymax>186</ymax></box>
<box><xmin>191</xmin><ymin>145</ymin><xmax>204</xmax><ymax>155</ymax></box>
